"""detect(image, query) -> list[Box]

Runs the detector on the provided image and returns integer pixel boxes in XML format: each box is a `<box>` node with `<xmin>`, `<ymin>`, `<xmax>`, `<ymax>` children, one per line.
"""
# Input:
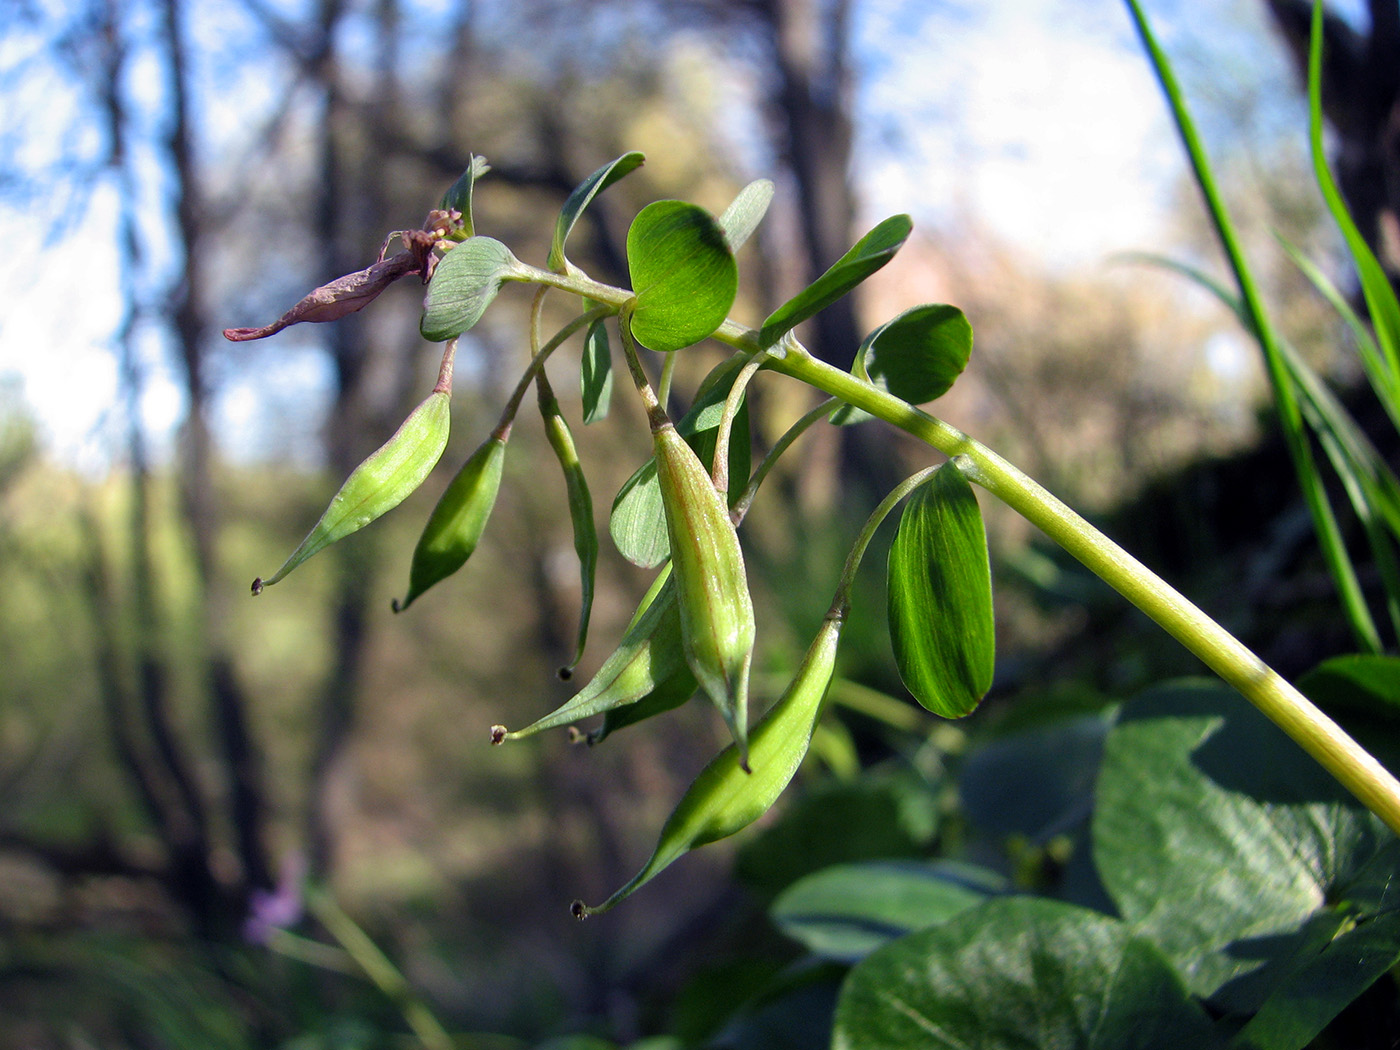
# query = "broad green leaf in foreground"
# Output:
<box><xmin>887</xmin><ymin>462</ymin><xmax>995</xmax><ymax>717</ymax></box>
<box><xmin>255</xmin><ymin>390</ymin><xmax>451</xmax><ymax>592</ymax></box>
<box><xmin>420</xmin><ymin>236</ymin><xmax>523</xmax><ymax>341</ymax></box>
<box><xmin>832</xmin><ymin>897</ymin><xmax>1222</xmax><ymax>1050</ymax></box>
<box><xmin>1093</xmin><ymin>680</ymin><xmax>1390</xmax><ymax>1001</ymax></box>
<box><xmin>760</xmin><ymin>214</ymin><xmax>912</xmax><ymax>349</ymax></box>
<box><xmin>625</xmin><ymin>200</ymin><xmax>737</xmax><ymax>353</ymax></box>
<box><xmin>1233</xmin><ymin>909</ymin><xmax>1400</xmax><ymax>1050</ymax></box>
<box><xmin>771</xmin><ymin>859</ymin><xmax>1003</xmax><ymax>963</ymax></box>
<box><xmin>549</xmin><ymin>151</ymin><xmax>645</xmax><ymax>272</ymax></box>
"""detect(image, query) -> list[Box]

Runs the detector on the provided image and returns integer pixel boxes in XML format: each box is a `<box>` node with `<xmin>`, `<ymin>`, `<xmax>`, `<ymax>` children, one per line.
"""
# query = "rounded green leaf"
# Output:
<box><xmin>760</xmin><ymin>215</ymin><xmax>912</xmax><ymax>349</ymax></box>
<box><xmin>550</xmin><ymin>152</ymin><xmax>645</xmax><ymax>272</ymax></box>
<box><xmin>771</xmin><ymin>860</ymin><xmax>1001</xmax><ymax>963</ymax></box>
<box><xmin>865</xmin><ymin>303</ymin><xmax>972</xmax><ymax>403</ymax></box>
<box><xmin>625</xmin><ymin>201</ymin><xmax>737</xmax><ymax>353</ymax></box>
<box><xmin>887</xmin><ymin>462</ymin><xmax>994</xmax><ymax>718</ymax></box>
<box><xmin>420</xmin><ymin>236</ymin><xmax>521</xmax><ymax>341</ymax></box>
<box><xmin>832</xmin><ymin>897</ymin><xmax>1222</xmax><ymax>1050</ymax></box>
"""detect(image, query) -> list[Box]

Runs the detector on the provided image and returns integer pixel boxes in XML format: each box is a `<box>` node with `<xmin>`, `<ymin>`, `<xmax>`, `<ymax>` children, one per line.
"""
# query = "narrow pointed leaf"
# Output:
<box><xmin>626</xmin><ymin>200</ymin><xmax>738</xmax><ymax>352</ymax></box>
<box><xmin>421</xmin><ymin>236</ymin><xmax>521</xmax><ymax>341</ymax></box>
<box><xmin>717</xmin><ymin>179</ymin><xmax>774</xmax><ymax>254</ymax></box>
<box><xmin>760</xmin><ymin>215</ymin><xmax>912</xmax><ymax>349</ymax></box>
<box><xmin>580</xmin><ymin>315</ymin><xmax>614</xmax><ymax>424</ymax></box>
<box><xmin>393</xmin><ymin>433</ymin><xmax>506</xmax><ymax>611</ymax></box>
<box><xmin>256</xmin><ymin>391</ymin><xmax>451</xmax><ymax>591</ymax></box>
<box><xmin>887</xmin><ymin>462</ymin><xmax>994</xmax><ymax>717</ymax></box>
<box><xmin>549</xmin><ymin>151</ymin><xmax>645</xmax><ymax>272</ymax></box>
<box><xmin>574</xmin><ymin>611</ymin><xmax>844</xmax><ymax>917</ymax></box>
<box><xmin>438</xmin><ymin>154</ymin><xmax>490</xmax><ymax>237</ymax></box>
<box><xmin>539</xmin><ymin>384</ymin><xmax>598</xmax><ymax>670</ymax></box>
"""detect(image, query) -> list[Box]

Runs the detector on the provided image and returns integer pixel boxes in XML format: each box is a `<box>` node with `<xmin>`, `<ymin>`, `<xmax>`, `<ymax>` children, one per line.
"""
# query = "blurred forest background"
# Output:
<box><xmin>1</xmin><ymin>0</ymin><xmax>1398</xmax><ymax>1045</ymax></box>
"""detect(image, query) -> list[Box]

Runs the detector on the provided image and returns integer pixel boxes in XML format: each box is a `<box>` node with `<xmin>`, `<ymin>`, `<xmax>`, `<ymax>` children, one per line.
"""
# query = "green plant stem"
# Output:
<box><xmin>766</xmin><ymin>345</ymin><xmax>1400</xmax><ymax>835</ymax></box>
<box><xmin>306</xmin><ymin>887</ymin><xmax>454</xmax><ymax>1050</ymax></box>
<box><xmin>730</xmin><ymin>396</ymin><xmax>836</xmax><ymax>522</ymax></box>
<box><xmin>712</xmin><ymin>351</ymin><xmax>764</xmax><ymax>496</ymax></box>
<box><xmin>493</xmin><ymin>304</ymin><xmax>611</xmax><ymax>440</ymax></box>
<box><xmin>511</xmin><ymin>264</ymin><xmax>1400</xmax><ymax>833</ymax></box>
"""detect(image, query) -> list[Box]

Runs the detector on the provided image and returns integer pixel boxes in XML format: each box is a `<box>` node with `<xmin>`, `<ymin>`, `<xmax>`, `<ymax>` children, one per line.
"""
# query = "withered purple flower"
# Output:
<box><xmin>223</xmin><ymin>211</ymin><xmax>460</xmax><ymax>343</ymax></box>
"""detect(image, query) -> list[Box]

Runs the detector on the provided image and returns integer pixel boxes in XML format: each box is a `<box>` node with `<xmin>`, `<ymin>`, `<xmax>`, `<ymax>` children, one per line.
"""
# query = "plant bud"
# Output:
<box><xmin>495</xmin><ymin>570</ymin><xmax>695</xmax><ymax>740</ymax></box>
<box><xmin>393</xmin><ymin>431</ymin><xmax>507</xmax><ymax>612</ymax></box>
<box><xmin>652</xmin><ymin>420</ymin><xmax>756</xmax><ymax>767</ymax></box>
<box><xmin>253</xmin><ymin>389</ymin><xmax>451</xmax><ymax>593</ymax></box>
<box><xmin>573</xmin><ymin>607</ymin><xmax>845</xmax><ymax>917</ymax></box>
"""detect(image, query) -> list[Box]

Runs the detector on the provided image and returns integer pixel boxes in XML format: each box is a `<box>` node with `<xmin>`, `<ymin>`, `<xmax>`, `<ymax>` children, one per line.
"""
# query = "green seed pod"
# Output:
<box><xmin>493</xmin><ymin>568</ymin><xmax>695</xmax><ymax>741</ymax></box>
<box><xmin>253</xmin><ymin>389</ymin><xmax>451</xmax><ymax>594</ymax></box>
<box><xmin>392</xmin><ymin>431</ymin><xmax>507</xmax><ymax>612</ymax></box>
<box><xmin>585</xmin><ymin>666</ymin><xmax>696</xmax><ymax>746</ymax></box>
<box><xmin>573</xmin><ymin>606</ymin><xmax>845</xmax><ymax>917</ymax></box>
<box><xmin>653</xmin><ymin>420</ymin><xmax>756</xmax><ymax>767</ymax></box>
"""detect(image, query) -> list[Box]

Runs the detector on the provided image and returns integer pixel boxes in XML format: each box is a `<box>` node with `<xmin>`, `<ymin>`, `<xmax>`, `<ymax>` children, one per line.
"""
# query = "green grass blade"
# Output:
<box><xmin>1126</xmin><ymin>0</ymin><xmax>1382</xmax><ymax>653</ymax></box>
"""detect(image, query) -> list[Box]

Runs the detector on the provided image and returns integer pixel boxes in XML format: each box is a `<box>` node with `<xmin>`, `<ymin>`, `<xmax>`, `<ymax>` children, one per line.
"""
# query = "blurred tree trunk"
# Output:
<box><xmin>1265</xmin><ymin>0</ymin><xmax>1400</xmax><ymax>294</ymax></box>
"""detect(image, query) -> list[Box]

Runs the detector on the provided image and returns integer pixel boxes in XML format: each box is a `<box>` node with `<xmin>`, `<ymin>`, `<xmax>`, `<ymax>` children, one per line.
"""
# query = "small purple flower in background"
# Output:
<box><xmin>243</xmin><ymin>853</ymin><xmax>307</xmax><ymax>945</ymax></box>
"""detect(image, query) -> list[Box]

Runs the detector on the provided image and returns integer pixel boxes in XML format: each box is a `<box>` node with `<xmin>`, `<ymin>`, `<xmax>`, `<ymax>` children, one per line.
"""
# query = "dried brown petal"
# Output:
<box><xmin>222</xmin><ymin>251</ymin><xmax>421</xmax><ymax>342</ymax></box>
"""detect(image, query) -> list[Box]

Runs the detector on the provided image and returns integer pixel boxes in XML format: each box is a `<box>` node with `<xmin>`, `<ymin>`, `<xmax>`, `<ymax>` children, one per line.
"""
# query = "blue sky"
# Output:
<box><xmin>0</xmin><ymin>0</ymin><xmax>1355</xmax><ymax>468</ymax></box>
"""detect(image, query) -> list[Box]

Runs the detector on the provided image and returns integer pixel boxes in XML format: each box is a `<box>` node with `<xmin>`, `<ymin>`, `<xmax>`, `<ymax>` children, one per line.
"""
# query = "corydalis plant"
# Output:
<box><xmin>227</xmin><ymin>147</ymin><xmax>1400</xmax><ymax>916</ymax></box>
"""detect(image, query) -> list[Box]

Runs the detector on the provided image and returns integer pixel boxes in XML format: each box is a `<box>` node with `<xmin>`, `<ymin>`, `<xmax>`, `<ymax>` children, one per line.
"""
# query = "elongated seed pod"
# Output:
<box><xmin>493</xmin><ymin>570</ymin><xmax>694</xmax><ymax>741</ymax></box>
<box><xmin>538</xmin><ymin>375</ymin><xmax>598</xmax><ymax>672</ymax></box>
<box><xmin>253</xmin><ymin>389</ymin><xmax>451</xmax><ymax>593</ymax></box>
<box><xmin>652</xmin><ymin>420</ymin><xmax>756</xmax><ymax>767</ymax></box>
<box><xmin>573</xmin><ymin>606</ymin><xmax>845</xmax><ymax>917</ymax></box>
<box><xmin>393</xmin><ymin>432</ymin><xmax>507</xmax><ymax>612</ymax></box>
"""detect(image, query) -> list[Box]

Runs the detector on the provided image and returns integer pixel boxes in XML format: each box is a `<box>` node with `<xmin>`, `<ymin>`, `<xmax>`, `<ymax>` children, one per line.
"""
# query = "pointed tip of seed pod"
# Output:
<box><xmin>557</xmin><ymin>665</ymin><xmax>574</xmax><ymax>681</ymax></box>
<box><xmin>490</xmin><ymin>725</ymin><xmax>507</xmax><ymax>745</ymax></box>
<box><xmin>566</xmin><ymin>726</ymin><xmax>584</xmax><ymax>745</ymax></box>
<box><xmin>251</xmin><ymin>578</ymin><xmax>264</xmax><ymax>596</ymax></box>
<box><xmin>740</xmin><ymin>755</ymin><xmax>752</xmax><ymax>774</ymax></box>
<box><xmin>570</xmin><ymin>899</ymin><xmax>590</xmax><ymax>920</ymax></box>
<box><xmin>585</xmin><ymin>728</ymin><xmax>604</xmax><ymax>747</ymax></box>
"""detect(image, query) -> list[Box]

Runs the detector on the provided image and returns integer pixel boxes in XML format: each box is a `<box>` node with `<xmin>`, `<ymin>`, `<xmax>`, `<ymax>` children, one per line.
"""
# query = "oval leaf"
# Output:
<box><xmin>257</xmin><ymin>391</ymin><xmax>451</xmax><ymax>591</ymax></box>
<box><xmin>887</xmin><ymin>462</ymin><xmax>994</xmax><ymax>717</ymax></box>
<box><xmin>865</xmin><ymin>303</ymin><xmax>972</xmax><ymax>403</ymax></box>
<box><xmin>771</xmin><ymin>859</ymin><xmax>1002</xmax><ymax>963</ymax></box>
<box><xmin>626</xmin><ymin>201</ymin><xmax>738</xmax><ymax>353</ymax></box>
<box><xmin>718</xmin><ymin>178</ymin><xmax>775</xmax><ymax>253</ymax></box>
<box><xmin>550</xmin><ymin>152</ymin><xmax>645</xmax><ymax>272</ymax></box>
<box><xmin>832</xmin><ymin>897</ymin><xmax>1223</xmax><ymax>1050</ymax></box>
<box><xmin>580</xmin><ymin>313</ymin><xmax>613</xmax><ymax>424</ymax></box>
<box><xmin>420</xmin><ymin>236</ymin><xmax>521</xmax><ymax>342</ymax></box>
<box><xmin>760</xmin><ymin>215</ymin><xmax>912</xmax><ymax>349</ymax></box>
